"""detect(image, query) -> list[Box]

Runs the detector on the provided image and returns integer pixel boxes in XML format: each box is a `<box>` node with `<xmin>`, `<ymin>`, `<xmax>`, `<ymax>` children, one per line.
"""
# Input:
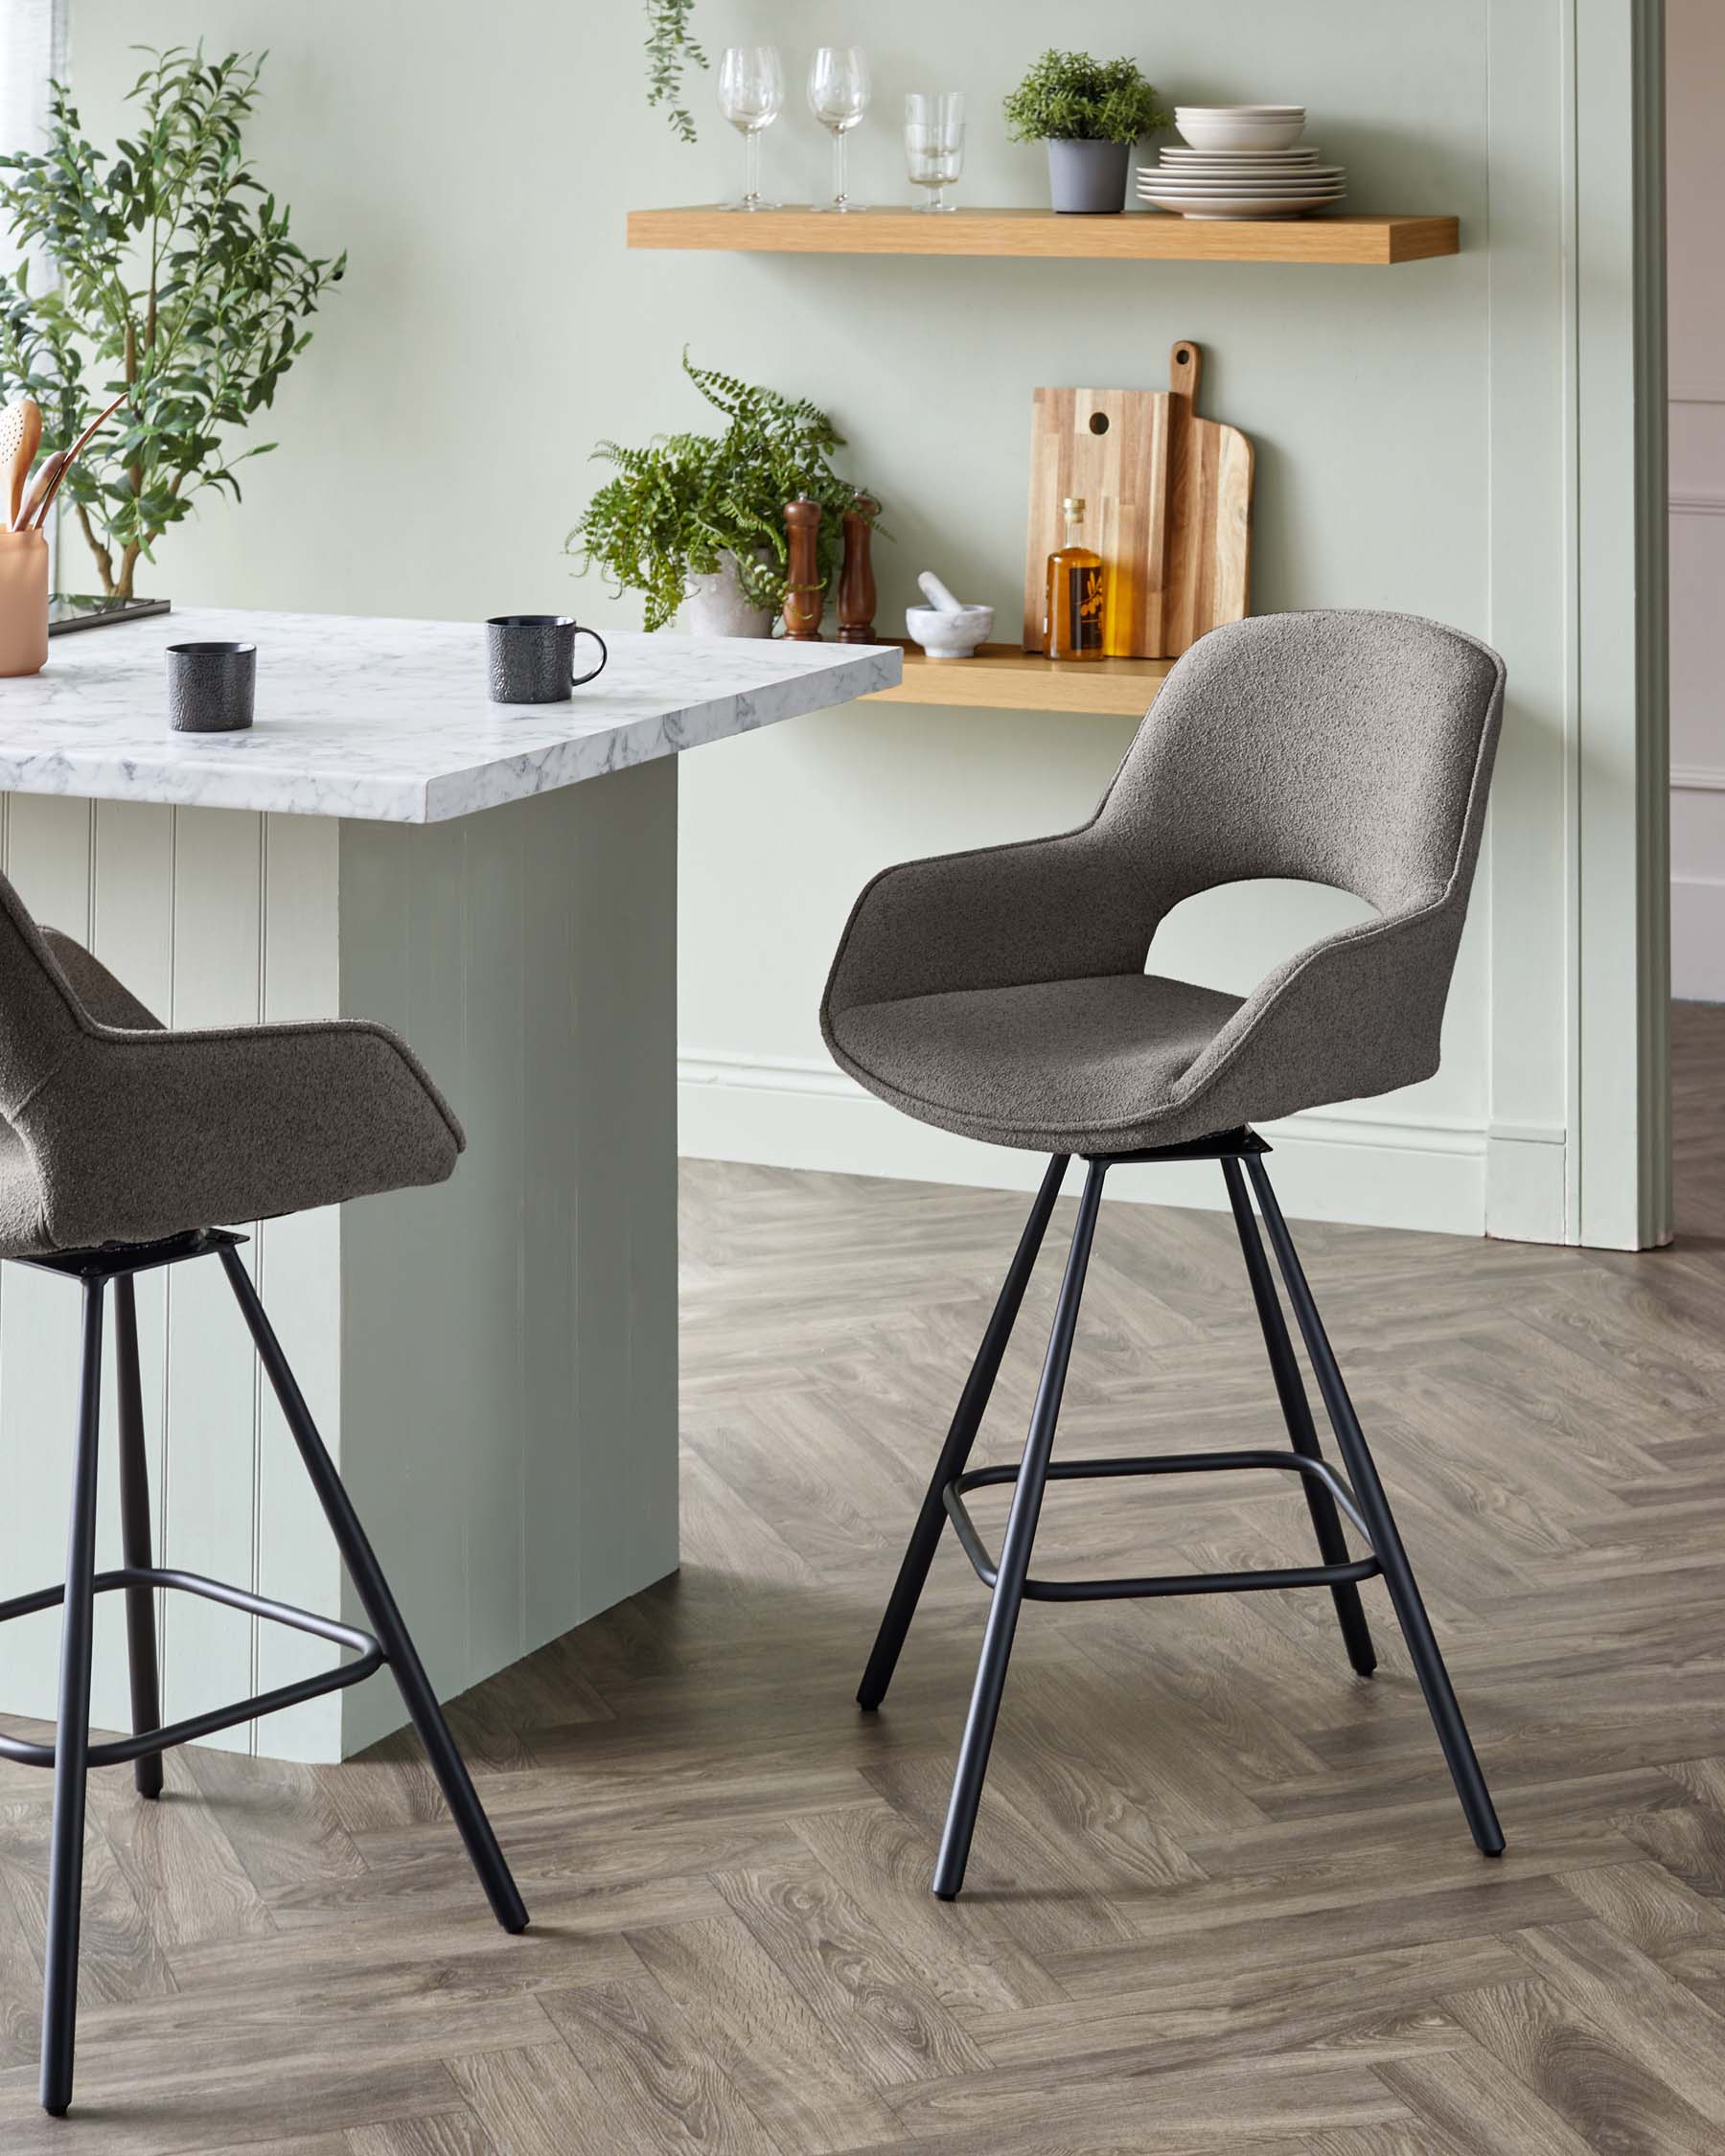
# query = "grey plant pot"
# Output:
<box><xmin>679</xmin><ymin>548</ymin><xmax>774</xmax><ymax>638</ymax></box>
<box><xmin>1046</xmin><ymin>138</ymin><xmax>1130</xmax><ymax>214</ymax></box>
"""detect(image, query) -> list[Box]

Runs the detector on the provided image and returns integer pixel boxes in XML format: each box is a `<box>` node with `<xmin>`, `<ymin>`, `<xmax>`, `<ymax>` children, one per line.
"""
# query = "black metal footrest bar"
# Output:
<box><xmin>0</xmin><ymin>1565</ymin><xmax>383</xmax><ymax>1770</ymax></box>
<box><xmin>942</xmin><ymin>1448</ymin><xmax>1385</xmax><ymax>1603</ymax></box>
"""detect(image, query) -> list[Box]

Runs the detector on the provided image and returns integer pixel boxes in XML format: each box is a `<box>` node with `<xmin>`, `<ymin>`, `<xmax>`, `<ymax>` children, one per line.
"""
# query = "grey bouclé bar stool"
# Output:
<box><xmin>824</xmin><ymin>610</ymin><xmax>1507</xmax><ymax>1899</ymax></box>
<box><xmin>0</xmin><ymin>882</ymin><xmax>525</xmax><ymax>2116</ymax></box>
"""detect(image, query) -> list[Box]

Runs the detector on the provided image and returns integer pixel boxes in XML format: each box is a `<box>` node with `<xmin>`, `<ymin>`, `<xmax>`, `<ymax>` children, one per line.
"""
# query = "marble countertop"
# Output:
<box><xmin>0</xmin><ymin>608</ymin><xmax>901</xmax><ymax>823</ymax></box>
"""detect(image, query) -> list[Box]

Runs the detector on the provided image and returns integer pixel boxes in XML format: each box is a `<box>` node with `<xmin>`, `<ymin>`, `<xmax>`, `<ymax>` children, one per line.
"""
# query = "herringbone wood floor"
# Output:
<box><xmin>5</xmin><ymin>1010</ymin><xmax>1725</xmax><ymax>2151</ymax></box>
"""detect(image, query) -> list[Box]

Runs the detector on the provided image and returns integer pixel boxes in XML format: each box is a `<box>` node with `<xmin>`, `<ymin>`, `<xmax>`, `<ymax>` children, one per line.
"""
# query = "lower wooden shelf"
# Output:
<box><xmin>863</xmin><ymin>641</ymin><xmax>1171</xmax><ymax>718</ymax></box>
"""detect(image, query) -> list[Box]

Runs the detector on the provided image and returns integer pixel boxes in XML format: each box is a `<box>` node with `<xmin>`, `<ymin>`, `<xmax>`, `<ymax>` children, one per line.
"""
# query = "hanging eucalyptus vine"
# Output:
<box><xmin>646</xmin><ymin>0</ymin><xmax>706</xmax><ymax>144</ymax></box>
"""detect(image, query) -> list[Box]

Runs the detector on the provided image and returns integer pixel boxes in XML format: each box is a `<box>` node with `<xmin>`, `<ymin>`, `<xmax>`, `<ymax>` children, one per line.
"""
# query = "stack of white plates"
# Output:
<box><xmin>1139</xmin><ymin>106</ymin><xmax>1346</xmax><ymax>220</ymax></box>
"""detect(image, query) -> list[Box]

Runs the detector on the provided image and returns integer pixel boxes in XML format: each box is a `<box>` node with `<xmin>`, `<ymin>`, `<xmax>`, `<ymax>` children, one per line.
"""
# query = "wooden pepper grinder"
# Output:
<box><xmin>782</xmin><ymin>495</ymin><xmax>824</xmax><ymax>641</ymax></box>
<box><xmin>838</xmin><ymin>494</ymin><xmax>878</xmax><ymax>643</ymax></box>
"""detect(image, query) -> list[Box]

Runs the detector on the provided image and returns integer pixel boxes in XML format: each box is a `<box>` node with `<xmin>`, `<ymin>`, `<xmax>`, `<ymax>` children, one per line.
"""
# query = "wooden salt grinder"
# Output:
<box><xmin>782</xmin><ymin>495</ymin><xmax>824</xmax><ymax>641</ymax></box>
<box><xmin>838</xmin><ymin>495</ymin><xmax>878</xmax><ymax>643</ymax></box>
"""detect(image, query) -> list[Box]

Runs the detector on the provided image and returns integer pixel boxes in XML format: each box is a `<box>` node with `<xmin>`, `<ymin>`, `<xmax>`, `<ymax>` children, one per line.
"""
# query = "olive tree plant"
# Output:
<box><xmin>0</xmin><ymin>46</ymin><xmax>344</xmax><ymax>600</ymax></box>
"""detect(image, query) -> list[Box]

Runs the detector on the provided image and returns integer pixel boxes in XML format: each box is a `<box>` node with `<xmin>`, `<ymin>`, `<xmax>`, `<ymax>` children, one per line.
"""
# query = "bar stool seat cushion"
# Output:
<box><xmin>832</xmin><ymin>974</ymin><xmax>1247</xmax><ymax>1156</ymax></box>
<box><xmin>822</xmin><ymin>611</ymin><xmax>1506</xmax><ymax>1157</ymax></box>
<box><xmin>0</xmin><ymin>901</ymin><xmax>463</xmax><ymax>1259</ymax></box>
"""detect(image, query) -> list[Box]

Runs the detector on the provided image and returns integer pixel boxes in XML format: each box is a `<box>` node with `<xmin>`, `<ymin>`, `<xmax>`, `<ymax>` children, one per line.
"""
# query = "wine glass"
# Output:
<box><xmin>807</xmin><ymin>47</ymin><xmax>870</xmax><ymax>213</ymax></box>
<box><xmin>905</xmin><ymin>91</ymin><xmax>964</xmax><ymax>214</ymax></box>
<box><xmin>718</xmin><ymin>46</ymin><xmax>784</xmax><ymax>212</ymax></box>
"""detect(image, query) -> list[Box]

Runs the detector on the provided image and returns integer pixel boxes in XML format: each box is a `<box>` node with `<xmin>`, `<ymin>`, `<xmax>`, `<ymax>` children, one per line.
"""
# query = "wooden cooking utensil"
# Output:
<box><xmin>1022</xmin><ymin>341</ymin><xmax>1253</xmax><ymax>659</ymax></box>
<box><xmin>0</xmin><ymin>400</ymin><xmax>34</xmax><ymax>529</ymax></box>
<box><xmin>30</xmin><ymin>392</ymin><xmax>128</xmax><ymax>531</ymax></box>
<box><xmin>7</xmin><ymin>397</ymin><xmax>40</xmax><ymax>530</ymax></box>
<box><xmin>15</xmin><ymin>449</ymin><xmax>66</xmax><ymax>535</ymax></box>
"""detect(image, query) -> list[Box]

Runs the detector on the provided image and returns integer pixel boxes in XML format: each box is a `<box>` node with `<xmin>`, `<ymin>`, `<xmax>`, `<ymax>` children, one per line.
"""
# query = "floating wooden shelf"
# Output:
<box><xmin>627</xmin><ymin>206</ymin><xmax>1460</xmax><ymax>267</ymax></box>
<box><xmin>863</xmin><ymin>642</ymin><xmax>1171</xmax><ymax>718</ymax></box>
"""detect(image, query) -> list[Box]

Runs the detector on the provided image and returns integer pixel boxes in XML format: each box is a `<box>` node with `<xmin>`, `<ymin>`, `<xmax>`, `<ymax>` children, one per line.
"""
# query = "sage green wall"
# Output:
<box><xmin>68</xmin><ymin>0</ymin><xmax>1550</xmax><ymax>1234</ymax></box>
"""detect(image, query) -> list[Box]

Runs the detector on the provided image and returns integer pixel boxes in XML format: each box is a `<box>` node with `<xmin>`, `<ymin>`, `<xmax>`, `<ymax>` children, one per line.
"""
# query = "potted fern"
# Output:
<box><xmin>569</xmin><ymin>353</ymin><xmax>877</xmax><ymax>636</ymax></box>
<box><xmin>1002</xmin><ymin>51</ymin><xmax>1170</xmax><ymax>213</ymax></box>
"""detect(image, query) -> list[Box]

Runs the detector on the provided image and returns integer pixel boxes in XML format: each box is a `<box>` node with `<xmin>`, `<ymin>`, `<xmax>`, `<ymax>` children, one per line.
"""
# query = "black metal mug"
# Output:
<box><xmin>485</xmin><ymin>614</ymin><xmax>608</xmax><ymax>704</ymax></box>
<box><xmin>166</xmin><ymin>640</ymin><xmax>256</xmax><ymax>732</ymax></box>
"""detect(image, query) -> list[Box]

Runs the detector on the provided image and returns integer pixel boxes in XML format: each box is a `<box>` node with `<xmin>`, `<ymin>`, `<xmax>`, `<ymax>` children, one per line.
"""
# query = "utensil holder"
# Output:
<box><xmin>0</xmin><ymin>530</ymin><xmax>49</xmax><ymax>678</ymax></box>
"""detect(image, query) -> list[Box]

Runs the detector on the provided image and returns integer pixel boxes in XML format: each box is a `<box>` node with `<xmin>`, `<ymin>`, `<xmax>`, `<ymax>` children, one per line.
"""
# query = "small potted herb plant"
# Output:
<box><xmin>569</xmin><ymin>353</ymin><xmax>876</xmax><ymax>636</ymax></box>
<box><xmin>1002</xmin><ymin>50</ymin><xmax>1170</xmax><ymax>214</ymax></box>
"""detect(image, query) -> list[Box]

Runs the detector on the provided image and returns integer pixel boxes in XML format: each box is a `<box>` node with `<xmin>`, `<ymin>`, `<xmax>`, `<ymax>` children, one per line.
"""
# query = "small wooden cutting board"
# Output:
<box><xmin>1023</xmin><ymin>341</ymin><xmax>1254</xmax><ymax>660</ymax></box>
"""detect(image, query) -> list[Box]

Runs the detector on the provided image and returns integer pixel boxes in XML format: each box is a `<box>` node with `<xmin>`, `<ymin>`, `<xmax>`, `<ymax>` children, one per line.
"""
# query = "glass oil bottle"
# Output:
<box><xmin>1044</xmin><ymin>495</ymin><xmax>1106</xmax><ymax>660</ymax></box>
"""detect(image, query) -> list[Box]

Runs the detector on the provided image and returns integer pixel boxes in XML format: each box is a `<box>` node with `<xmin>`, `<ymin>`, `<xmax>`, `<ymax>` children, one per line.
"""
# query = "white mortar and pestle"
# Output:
<box><xmin>906</xmin><ymin>571</ymin><xmax>994</xmax><ymax>661</ymax></box>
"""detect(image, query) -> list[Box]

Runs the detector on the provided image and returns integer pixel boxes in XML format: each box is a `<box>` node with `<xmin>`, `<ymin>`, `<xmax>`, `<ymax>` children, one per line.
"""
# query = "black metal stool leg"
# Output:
<box><xmin>113</xmin><ymin>1276</ymin><xmax>165</xmax><ymax>1800</ymax></box>
<box><xmin>217</xmin><ymin>1246</ymin><xmax>530</xmax><ymax>1934</ymax></box>
<box><xmin>40</xmin><ymin>1279</ymin><xmax>104</xmax><ymax>2118</ymax></box>
<box><xmin>1245</xmin><ymin>1157</ymin><xmax>1505</xmax><ymax>1857</ymax></box>
<box><xmin>933</xmin><ymin>1159</ymin><xmax>1107</xmax><ymax>1901</ymax></box>
<box><xmin>1221</xmin><ymin>1158</ymin><xmax>1376</xmax><ymax>1677</ymax></box>
<box><xmin>859</xmin><ymin>1153</ymin><xmax>1070</xmax><ymax>1712</ymax></box>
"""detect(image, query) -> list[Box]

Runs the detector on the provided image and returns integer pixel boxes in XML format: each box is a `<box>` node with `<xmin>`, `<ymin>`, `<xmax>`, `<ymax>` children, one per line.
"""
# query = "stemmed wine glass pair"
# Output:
<box><xmin>717</xmin><ymin>46</ymin><xmax>869</xmax><ymax>214</ymax></box>
<box><xmin>717</xmin><ymin>51</ymin><xmax>966</xmax><ymax>215</ymax></box>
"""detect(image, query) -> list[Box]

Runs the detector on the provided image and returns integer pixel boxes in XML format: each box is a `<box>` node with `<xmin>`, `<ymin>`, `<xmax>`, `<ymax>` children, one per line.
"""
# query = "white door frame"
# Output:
<box><xmin>1485</xmin><ymin>0</ymin><xmax>1669</xmax><ymax>1251</ymax></box>
<box><xmin>1578</xmin><ymin>0</ymin><xmax>1671</xmax><ymax>1248</ymax></box>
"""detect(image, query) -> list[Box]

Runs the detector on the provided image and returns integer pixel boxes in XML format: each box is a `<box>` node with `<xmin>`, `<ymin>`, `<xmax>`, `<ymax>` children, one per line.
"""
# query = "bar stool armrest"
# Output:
<box><xmin>21</xmin><ymin>1020</ymin><xmax>465</xmax><ymax>1252</ymax></box>
<box><xmin>1170</xmin><ymin>899</ymin><xmax>1465</xmax><ymax>1127</ymax></box>
<box><xmin>822</xmin><ymin>830</ymin><xmax>1143</xmax><ymax>1024</ymax></box>
<box><xmin>38</xmin><ymin>929</ymin><xmax>164</xmax><ymax>1032</ymax></box>
<box><xmin>104</xmin><ymin>1017</ymin><xmax>467</xmax><ymax>1150</ymax></box>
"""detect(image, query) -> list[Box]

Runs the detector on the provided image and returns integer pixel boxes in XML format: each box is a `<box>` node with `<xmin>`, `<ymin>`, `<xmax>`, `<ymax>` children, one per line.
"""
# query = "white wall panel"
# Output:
<box><xmin>0</xmin><ymin>782</ymin><xmax>679</xmax><ymax>1763</ymax></box>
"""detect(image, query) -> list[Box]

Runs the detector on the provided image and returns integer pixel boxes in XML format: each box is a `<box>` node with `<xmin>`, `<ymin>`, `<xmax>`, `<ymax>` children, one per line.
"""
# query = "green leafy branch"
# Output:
<box><xmin>646</xmin><ymin>0</ymin><xmax>707</xmax><ymax>145</ymax></box>
<box><xmin>0</xmin><ymin>45</ymin><xmax>344</xmax><ymax>600</ymax></box>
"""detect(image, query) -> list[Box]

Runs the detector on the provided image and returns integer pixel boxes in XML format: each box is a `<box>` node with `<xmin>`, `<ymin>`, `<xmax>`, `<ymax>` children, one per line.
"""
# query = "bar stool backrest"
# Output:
<box><xmin>0</xmin><ymin>872</ymin><xmax>87</xmax><ymax>1121</ymax></box>
<box><xmin>1094</xmin><ymin>609</ymin><xmax>1505</xmax><ymax>923</ymax></box>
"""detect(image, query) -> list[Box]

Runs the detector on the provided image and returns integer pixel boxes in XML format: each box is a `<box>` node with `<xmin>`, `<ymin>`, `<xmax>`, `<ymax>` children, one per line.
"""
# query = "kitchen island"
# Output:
<box><xmin>0</xmin><ymin>608</ymin><xmax>898</xmax><ymax>1759</ymax></box>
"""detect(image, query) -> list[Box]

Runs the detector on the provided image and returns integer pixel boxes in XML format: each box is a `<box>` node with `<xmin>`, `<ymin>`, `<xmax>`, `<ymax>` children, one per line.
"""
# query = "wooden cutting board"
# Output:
<box><xmin>1022</xmin><ymin>341</ymin><xmax>1254</xmax><ymax>659</ymax></box>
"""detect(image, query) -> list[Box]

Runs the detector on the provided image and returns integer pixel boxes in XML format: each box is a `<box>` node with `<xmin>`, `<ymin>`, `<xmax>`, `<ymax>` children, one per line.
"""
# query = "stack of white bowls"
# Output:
<box><xmin>1138</xmin><ymin>105</ymin><xmax>1346</xmax><ymax>220</ymax></box>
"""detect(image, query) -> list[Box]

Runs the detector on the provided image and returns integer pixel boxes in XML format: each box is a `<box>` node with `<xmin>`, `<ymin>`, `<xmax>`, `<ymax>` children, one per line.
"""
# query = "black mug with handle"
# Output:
<box><xmin>485</xmin><ymin>614</ymin><xmax>609</xmax><ymax>704</ymax></box>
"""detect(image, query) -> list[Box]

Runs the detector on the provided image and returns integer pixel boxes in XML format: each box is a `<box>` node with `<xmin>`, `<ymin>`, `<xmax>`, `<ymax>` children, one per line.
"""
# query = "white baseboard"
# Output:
<box><xmin>1484</xmin><ymin>1125</ymin><xmax>1570</xmax><ymax>1244</ymax></box>
<box><xmin>1673</xmin><ymin>875</ymin><xmax>1725</xmax><ymax>1002</ymax></box>
<box><xmin>678</xmin><ymin>1050</ymin><xmax>1489</xmax><ymax>1235</ymax></box>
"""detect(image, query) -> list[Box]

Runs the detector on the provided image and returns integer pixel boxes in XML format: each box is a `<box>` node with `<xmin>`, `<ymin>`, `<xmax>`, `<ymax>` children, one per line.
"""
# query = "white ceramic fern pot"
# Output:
<box><xmin>679</xmin><ymin>551</ymin><xmax>773</xmax><ymax>638</ymax></box>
